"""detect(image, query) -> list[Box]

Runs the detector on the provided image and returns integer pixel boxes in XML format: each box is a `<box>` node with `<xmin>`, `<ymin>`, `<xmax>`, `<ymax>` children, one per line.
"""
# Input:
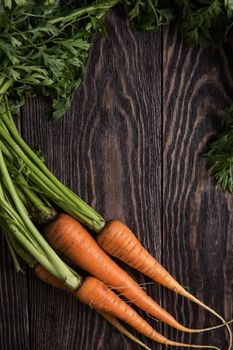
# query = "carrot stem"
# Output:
<box><xmin>0</xmin><ymin>79</ymin><xmax>13</xmax><ymax>95</ymax></box>
<box><xmin>7</xmin><ymin>232</ymin><xmax>36</xmax><ymax>268</ymax></box>
<box><xmin>0</xmin><ymin>148</ymin><xmax>81</xmax><ymax>289</ymax></box>
<box><xmin>11</xmin><ymin>171</ymin><xmax>57</xmax><ymax>224</ymax></box>
<box><xmin>3</xmin><ymin>231</ymin><xmax>23</xmax><ymax>272</ymax></box>
<box><xmin>0</xmin><ymin>103</ymin><xmax>105</xmax><ymax>231</ymax></box>
<box><xmin>0</xmin><ymin>139</ymin><xmax>13</xmax><ymax>161</ymax></box>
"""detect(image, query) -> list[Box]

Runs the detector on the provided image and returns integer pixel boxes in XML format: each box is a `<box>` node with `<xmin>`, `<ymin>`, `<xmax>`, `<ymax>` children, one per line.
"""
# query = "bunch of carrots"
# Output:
<box><xmin>0</xmin><ymin>99</ymin><xmax>232</xmax><ymax>349</ymax></box>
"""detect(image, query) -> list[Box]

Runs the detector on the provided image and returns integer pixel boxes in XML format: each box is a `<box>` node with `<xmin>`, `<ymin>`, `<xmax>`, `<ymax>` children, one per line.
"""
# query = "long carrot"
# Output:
<box><xmin>97</xmin><ymin>220</ymin><xmax>229</xmax><ymax>313</ymax></box>
<box><xmin>35</xmin><ymin>265</ymin><xmax>220</xmax><ymax>349</ymax></box>
<box><xmin>44</xmin><ymin>213</ymin><xmax>228</xmax><ymax>336</ymax></box>
<box><xmin>34</xmin><ymin>265</ymin><xmax>152</xmax><ymax>350</ymax></box>
<box><xmin>97</xmin><ymin>220</ymin><xmax>232</xmax><ymax>348</ymax></box>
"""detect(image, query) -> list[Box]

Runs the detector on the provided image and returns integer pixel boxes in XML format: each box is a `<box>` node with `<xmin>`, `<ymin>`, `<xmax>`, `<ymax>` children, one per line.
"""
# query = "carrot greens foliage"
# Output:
<box><xmin>124</xmin><ymin>1</ymin><xmax>233</xmax><ymax>45</ymax></box>
<box><xmin>124</xmin><ymin>0</ymin><xmax>173</xmax><ymax>31</ymax></box>
<box><xmin>0</xmin><ymin>0</ymin><xmax>117</xmax><ymax>118</ymax></box>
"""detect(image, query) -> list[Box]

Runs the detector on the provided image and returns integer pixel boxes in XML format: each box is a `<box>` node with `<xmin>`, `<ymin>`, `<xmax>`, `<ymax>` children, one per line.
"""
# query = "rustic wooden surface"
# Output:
<box><xmin>0</xmin><ymin>6</ymin><xmax>233</xmax><ymax>350</ymax></box>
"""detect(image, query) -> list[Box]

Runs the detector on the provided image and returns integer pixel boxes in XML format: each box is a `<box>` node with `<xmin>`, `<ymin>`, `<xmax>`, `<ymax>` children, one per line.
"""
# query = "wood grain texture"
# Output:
<box><xmin>19</xmin><ymin>7</ymin><xmax>162</xmax><ymax>350</ymax></box>
<box><xmin>0</xmin><ymin>234</ymin><xmax>30</xmax><ymax>350</ymax></box>
<box><xmin>1</xmin><ymin>5</ymin><xmax>233</xmax><ymax>350</ymax></box>
<box><xmin>163</xmin><ymin>25</ymin><xmax>233</xmax><ymax>348</ymax></box>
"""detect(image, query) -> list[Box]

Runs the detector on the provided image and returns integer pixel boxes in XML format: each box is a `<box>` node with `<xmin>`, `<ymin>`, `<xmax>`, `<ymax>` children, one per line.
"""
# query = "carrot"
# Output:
<box><xmin>97</xmin><ymin>220</ymin><xmax>228</xmax><ymax>310</ymax></box>
<box><xmin>97</xmin><ymin>220</ymin><xmax>232</xmax><ymax>348</ymax></box>
<box><xmin>34</xmin><ymin>265</ymin><xmax>152</xmax><ymax>350</ymax></box>
<box><xmin>35</xmin><ymin>263</ymin><xmax>72</xmax><ymax>292</ymax></box>
<box><xmin>35</xmin><ymin>265</ymin><xmax>220</xmax><ymax>349</ymax></box>
<box><xmin>44</xmin><ymin>213</ymin><xmax>228</xmax><ymax>336</ymax></box>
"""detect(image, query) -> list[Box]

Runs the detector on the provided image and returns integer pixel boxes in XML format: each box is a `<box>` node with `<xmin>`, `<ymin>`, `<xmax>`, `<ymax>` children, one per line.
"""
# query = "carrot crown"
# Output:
<box><xmin>0</xmin><ymin>106</ymin><xmax>83</xmax><ymax>289</ymax></box>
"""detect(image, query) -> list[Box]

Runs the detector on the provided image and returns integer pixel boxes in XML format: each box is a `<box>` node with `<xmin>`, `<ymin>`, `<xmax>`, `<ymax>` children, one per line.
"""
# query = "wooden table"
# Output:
<box><xmin>0</xmin><ymin>7</ymin><xmax>232</xmax><ymax>350</ymax></box>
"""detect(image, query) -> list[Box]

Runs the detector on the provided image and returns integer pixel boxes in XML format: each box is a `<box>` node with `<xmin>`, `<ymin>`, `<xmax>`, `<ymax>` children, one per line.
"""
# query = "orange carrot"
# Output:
<box><xmin>35</xmin><ymin>263</ymin><xmax>72</xmax><ymax>292</ymax></box>
<box><xmin>34</xmin><ymin>265</ymin><xmax>152</xmax><ymax>350</ymax></box>
<box><xmin>97</xmin><ymin>220</ymin><xmax>227</xmax><ymax>314</ymax></box>
<box><xmin>35</xmin><ymin>265</ymin><xmax>220</xmax><ymax>349</ymax></box>
<box><xmin>44</xmin><ymin>214</ymin><xmax>227</xmax><ymax>336</ymax></box>
<box><xmin>97</xmin><ymin>220</ymin><xmax>232</xmax><ymax>348</ymax></box>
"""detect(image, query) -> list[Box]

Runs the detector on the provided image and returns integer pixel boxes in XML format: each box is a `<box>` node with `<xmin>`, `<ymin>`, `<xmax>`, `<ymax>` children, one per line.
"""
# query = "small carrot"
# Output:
<box><xmin>35</xmin><ymin>265</ymin><xmax>220</xmax><ymax>349</ymax></box>
<box><xmin>97</xmin><ymin>220</ymin><xmax>232</xmax><ymax>347</ymax></box>
<box><xmin>44</xmin><ymin>213</ymin><xmax>228</xmax><ymax>336</ymax></box>
<box><xmin>34</xmin><ymin>265</ymin><xmax>152</xmax><ymax>350</ymax></box>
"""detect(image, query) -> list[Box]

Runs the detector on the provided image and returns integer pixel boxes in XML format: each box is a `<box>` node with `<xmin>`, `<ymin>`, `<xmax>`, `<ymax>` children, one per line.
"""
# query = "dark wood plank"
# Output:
<box><xmin>20</xmin><ymin>7</ymin><xmax>162</xmax><ymax>350</ymax></box>
<box><xmin>163</xmin><ymin>26</ymin><xmax>233</xmax><ymax>348</ymax></box>
<box><xmin>0</xmin><ymin>234</ymin><xmax>30</xmax><ymax>350</ymax></box>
